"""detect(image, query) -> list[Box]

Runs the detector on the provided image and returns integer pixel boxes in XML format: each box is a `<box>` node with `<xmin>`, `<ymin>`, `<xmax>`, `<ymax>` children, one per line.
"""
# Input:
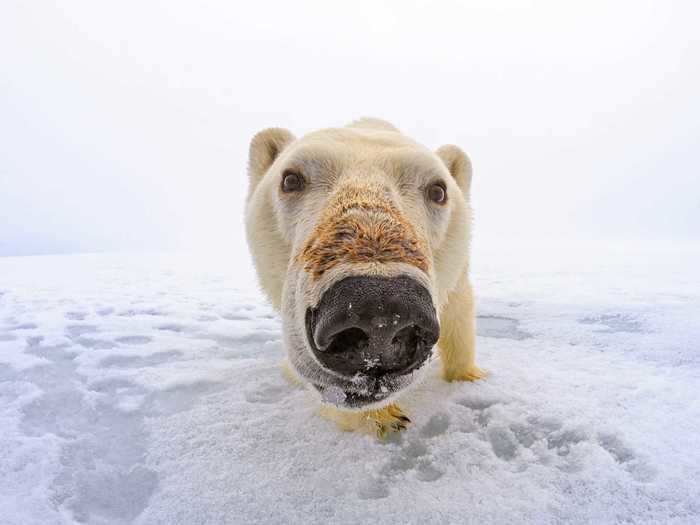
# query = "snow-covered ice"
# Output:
<box><xmin>1</xmin><ymin>240</ymin><xmax>699</xmax><ymax>524</ymax></box>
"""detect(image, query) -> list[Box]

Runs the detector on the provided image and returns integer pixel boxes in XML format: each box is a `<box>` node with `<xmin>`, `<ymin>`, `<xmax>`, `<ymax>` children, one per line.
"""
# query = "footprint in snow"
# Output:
<box><xmin>75</xmin><ymin>337</ymin><xmax>117</xmax><ymax>350</ymax></box>
<box><xmin>9</xmin><ymin>322</ymin><xmax>38</xmax><ymax>331</ymax></box>
<box><xmin>117</xmin><ymin>308</ymin><xmax>164</xmax><ymax>317</ymax></box>
<box><xmin>115</xmin><ymin>335</ymin><xmax>153</xmax><ymax>345</ymax></box>
<box><xmin>449</xmin><ymin>400</ymin><xmax>655</xmax><ymax>481</ymax></box>
<box><xmin>454</xmin><ymin>395</ymin><xmax>501</xmax><ymax>429</ymax></box>
<box><xmin>244</xmin><ymin>382</ymin><xmax>293</xmax><ymax>404</ymax></box>
<box><xmin>100</xmin><ymin>350</ymin><xmax>182</xmax><ymax>369</ymax></box>
<box><xmin>598</xmin><ymin>432</ymin><xmax>655</xmax><ymax>482</ymax></box>
<box><xmin>357</xmin><ymin>479</ymin><xmax>390</xmax><ymax>500</ymax></box>
<box><xmin>156</xmin><ymin>323</ymin><xmax>188</xmax><ymax>333</ymax></box>
<box><xmin>420</xmin><ymin>412</ymin><xmax>450</xmax><ymax>438</ymax></box>
<box><xmin>220</xmin><ymin>313</ymin><xmax>249</xmax><ymax>321</ymax></box>
<box><xmin>65</xmin><ymin>311</ymin><xmax>89</xmax><ymax>321</ymax></box>
<box><xmin>65</xmin><ymin>325</ymin><xmax>98</xmax><ymax>338</ymax></box>
<box><xmin>26</xmin><ymin>335</ymin><xmax>44</xmax><ymax>347</ymax></box>
<box><xmin>358</xmin><ymin>412</ymin><xmax>451</xmax><ymax>499</ymax></box>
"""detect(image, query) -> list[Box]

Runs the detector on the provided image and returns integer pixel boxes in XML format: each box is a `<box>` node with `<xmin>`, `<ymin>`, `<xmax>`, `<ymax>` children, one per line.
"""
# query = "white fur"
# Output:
<box><xmin>245</xmin><ymin>120</ymin><xmax>483</xmax><ymax>425</ymax></box>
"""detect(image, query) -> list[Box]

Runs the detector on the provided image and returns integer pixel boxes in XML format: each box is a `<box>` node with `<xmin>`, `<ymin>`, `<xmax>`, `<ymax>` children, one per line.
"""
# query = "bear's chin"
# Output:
<box><xmin>310</xmin><ymin>360</ymin><xmax>430</xmax><ymax>409</ymax></box>
<box><xmin>313</xmin><ymin>383</ymin><xmax>394</xmax><ymax>409</ymax></box>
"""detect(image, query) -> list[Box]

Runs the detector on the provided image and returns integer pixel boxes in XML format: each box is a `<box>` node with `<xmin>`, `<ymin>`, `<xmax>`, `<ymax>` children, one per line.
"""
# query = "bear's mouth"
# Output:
<box><xmin>311</xmin><ymin>381</ymin><xmax>396</xmax><ymax>408</ymax></box>
<box><xmin>305</xmin><ymin>323</ymin><xmax>423</xmax><ymax>408</ymax></box>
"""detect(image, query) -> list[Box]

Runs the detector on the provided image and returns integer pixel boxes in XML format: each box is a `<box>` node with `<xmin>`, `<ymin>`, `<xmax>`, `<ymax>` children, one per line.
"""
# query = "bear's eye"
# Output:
<box><xmin>427</xmin><ymin>182</ymin><xmax>447</xmax><ymax>204</ymax></box>
<box><xmin>281</xmin><ymin>171</ymin><xmax>305</xmax><ymax>193</ymax></box>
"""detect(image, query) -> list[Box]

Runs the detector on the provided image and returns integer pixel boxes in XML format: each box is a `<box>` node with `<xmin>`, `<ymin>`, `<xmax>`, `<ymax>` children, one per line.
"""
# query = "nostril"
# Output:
<box><xmin>391</xmin><ymin>324</ymin><xmax>435</xmax><ymax>371</ymax></box>
<box><xmin>391</xmin><ymin>323</ymin><xmax>438</xmax><ymax>348</ymax></box>
<box><xmin>391</xmin><ymin>324</ymin><xmax>419</xmax><ymax>348</ymax></box>
<box><xmin>326</xmin><ymin>327</ymin><xmax>369</xmax><ymax>354</ymax></box>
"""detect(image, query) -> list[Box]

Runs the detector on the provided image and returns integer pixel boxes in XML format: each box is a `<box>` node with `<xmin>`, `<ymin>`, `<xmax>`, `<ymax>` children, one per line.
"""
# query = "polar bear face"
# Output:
<box><xmin>246</xmin><ymin>119</ymin><xmax>472</xmax><ymax>410</ymax></box>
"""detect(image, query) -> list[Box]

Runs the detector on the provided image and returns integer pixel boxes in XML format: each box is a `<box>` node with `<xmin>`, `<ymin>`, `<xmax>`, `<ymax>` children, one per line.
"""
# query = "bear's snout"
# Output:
<box><xmin>305</xmin><ymin>275</ymin><xmax>439</xmax><ymax>378</ymax></box>
<box><xmin>298</xmin><ymin>185</ymin><xmax>430</xmax><ymax>281</ymax></box>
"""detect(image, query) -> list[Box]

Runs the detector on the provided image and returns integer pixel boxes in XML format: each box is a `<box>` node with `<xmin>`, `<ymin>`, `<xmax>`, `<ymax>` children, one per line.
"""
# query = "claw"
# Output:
<box><xmin>366</xmin><ymin>404</ymin><xmax>413</xmax><ymax>438</ymax></box>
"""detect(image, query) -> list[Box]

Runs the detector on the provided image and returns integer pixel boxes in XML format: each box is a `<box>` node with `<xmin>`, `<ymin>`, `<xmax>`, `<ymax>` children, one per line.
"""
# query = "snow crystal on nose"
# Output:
<box><xmin>321</xmin><ymin>385</ymin><xmax>347</xmax><ymax>405</ymax></box>
<box><xmin>371</xmin><ymin>316</ymin><xmax>388</xmax><ymax>329</ymax></box>
<box><xmin>363</xmin><ymin>356</ymin><xmax>381</xmax><ymax>370</ymax></box>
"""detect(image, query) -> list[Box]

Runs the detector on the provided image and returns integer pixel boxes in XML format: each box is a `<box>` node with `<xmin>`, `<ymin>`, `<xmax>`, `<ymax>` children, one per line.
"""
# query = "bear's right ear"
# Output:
<box><xmin>248</xmin><ymin>128</ymin><xmax>296</xmax><ymax>189</ymax></box>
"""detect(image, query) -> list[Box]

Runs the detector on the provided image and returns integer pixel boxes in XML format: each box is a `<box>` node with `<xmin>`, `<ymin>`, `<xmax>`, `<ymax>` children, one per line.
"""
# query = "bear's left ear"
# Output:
<box><xmin>248</xmin><ymin>127</ymin><xmax>296</xmax><ymax>189</ymax></box>
<box><xmin>435</xmin><ymin>145</ymin><xmax>472</xmax><ymax>195</ymax></box>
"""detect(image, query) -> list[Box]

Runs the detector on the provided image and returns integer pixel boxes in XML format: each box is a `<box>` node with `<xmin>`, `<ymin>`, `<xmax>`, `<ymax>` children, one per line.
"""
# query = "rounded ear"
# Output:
<box><xmin>248</xmin><ymin>128</ymin><xmax>296</xmax><ymax>189</ymax></box>
<box><xmin>435</xmin><ymin>145</ymin><xmax>472</xmax><ymax>194</ymax></box>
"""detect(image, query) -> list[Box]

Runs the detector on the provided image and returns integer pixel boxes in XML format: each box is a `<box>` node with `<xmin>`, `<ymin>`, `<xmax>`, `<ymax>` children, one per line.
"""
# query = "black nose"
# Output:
<box><xmin>305</xmin><ymin>275</ymin><xmax>439</xmax><ymax>377</ymax></box>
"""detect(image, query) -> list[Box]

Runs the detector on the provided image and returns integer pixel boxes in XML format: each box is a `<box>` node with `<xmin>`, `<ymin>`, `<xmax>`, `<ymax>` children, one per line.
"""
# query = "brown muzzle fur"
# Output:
<box><xmin>298</xmin><ymin>184</ymin><xmax>429</xmax><ymax>280</ymax></box>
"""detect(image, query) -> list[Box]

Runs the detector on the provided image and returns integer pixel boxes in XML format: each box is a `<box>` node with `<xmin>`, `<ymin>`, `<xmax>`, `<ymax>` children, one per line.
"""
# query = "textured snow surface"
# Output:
<box><xmin>1</xmin><ymin>241</ymin><xmax>699</xmax><ymax>525</ymax></box>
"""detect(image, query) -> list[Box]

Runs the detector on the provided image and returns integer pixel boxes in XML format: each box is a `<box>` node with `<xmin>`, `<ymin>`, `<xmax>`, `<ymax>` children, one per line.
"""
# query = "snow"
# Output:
<box><xmin>1</xmin><ymin>240</ymin><xmax>699</xmax><ymax>524</ymax></box>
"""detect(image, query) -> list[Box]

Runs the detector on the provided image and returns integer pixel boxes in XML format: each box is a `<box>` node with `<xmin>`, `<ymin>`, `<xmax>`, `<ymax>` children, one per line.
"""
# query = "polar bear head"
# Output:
<box><xmin>245</xmin><ymin>119</ymin><xmax>473</xmax><ymax>409</ymax></box>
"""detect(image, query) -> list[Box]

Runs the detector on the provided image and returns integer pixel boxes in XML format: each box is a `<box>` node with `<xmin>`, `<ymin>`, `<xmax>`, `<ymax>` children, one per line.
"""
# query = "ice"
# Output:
<box><xmin>0</xmin><ymin>241</ymin><xmax>699</xmax><ymax>524</ymax></box>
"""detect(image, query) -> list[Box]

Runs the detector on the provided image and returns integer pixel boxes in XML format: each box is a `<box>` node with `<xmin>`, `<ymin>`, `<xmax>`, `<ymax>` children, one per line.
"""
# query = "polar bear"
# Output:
<box><xmin>245</xmin><ymin>118</ymin><xmax>485</xmax><ymax>437</ymax></box>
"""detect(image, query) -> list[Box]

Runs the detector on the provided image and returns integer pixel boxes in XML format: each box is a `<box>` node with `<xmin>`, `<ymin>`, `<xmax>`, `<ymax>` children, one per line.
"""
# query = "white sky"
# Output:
<box><xmin>1</xmin><ymin>1</ymin><xmax>699</xmax><ymax>256</ymax></box>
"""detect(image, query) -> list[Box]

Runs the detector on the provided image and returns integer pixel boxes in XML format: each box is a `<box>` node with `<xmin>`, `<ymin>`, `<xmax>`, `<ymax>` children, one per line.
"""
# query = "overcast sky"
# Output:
<box><xmin>1</xmin><ymin>1</ymin><xmax>698</xmax><ymax>256</ymax></box>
